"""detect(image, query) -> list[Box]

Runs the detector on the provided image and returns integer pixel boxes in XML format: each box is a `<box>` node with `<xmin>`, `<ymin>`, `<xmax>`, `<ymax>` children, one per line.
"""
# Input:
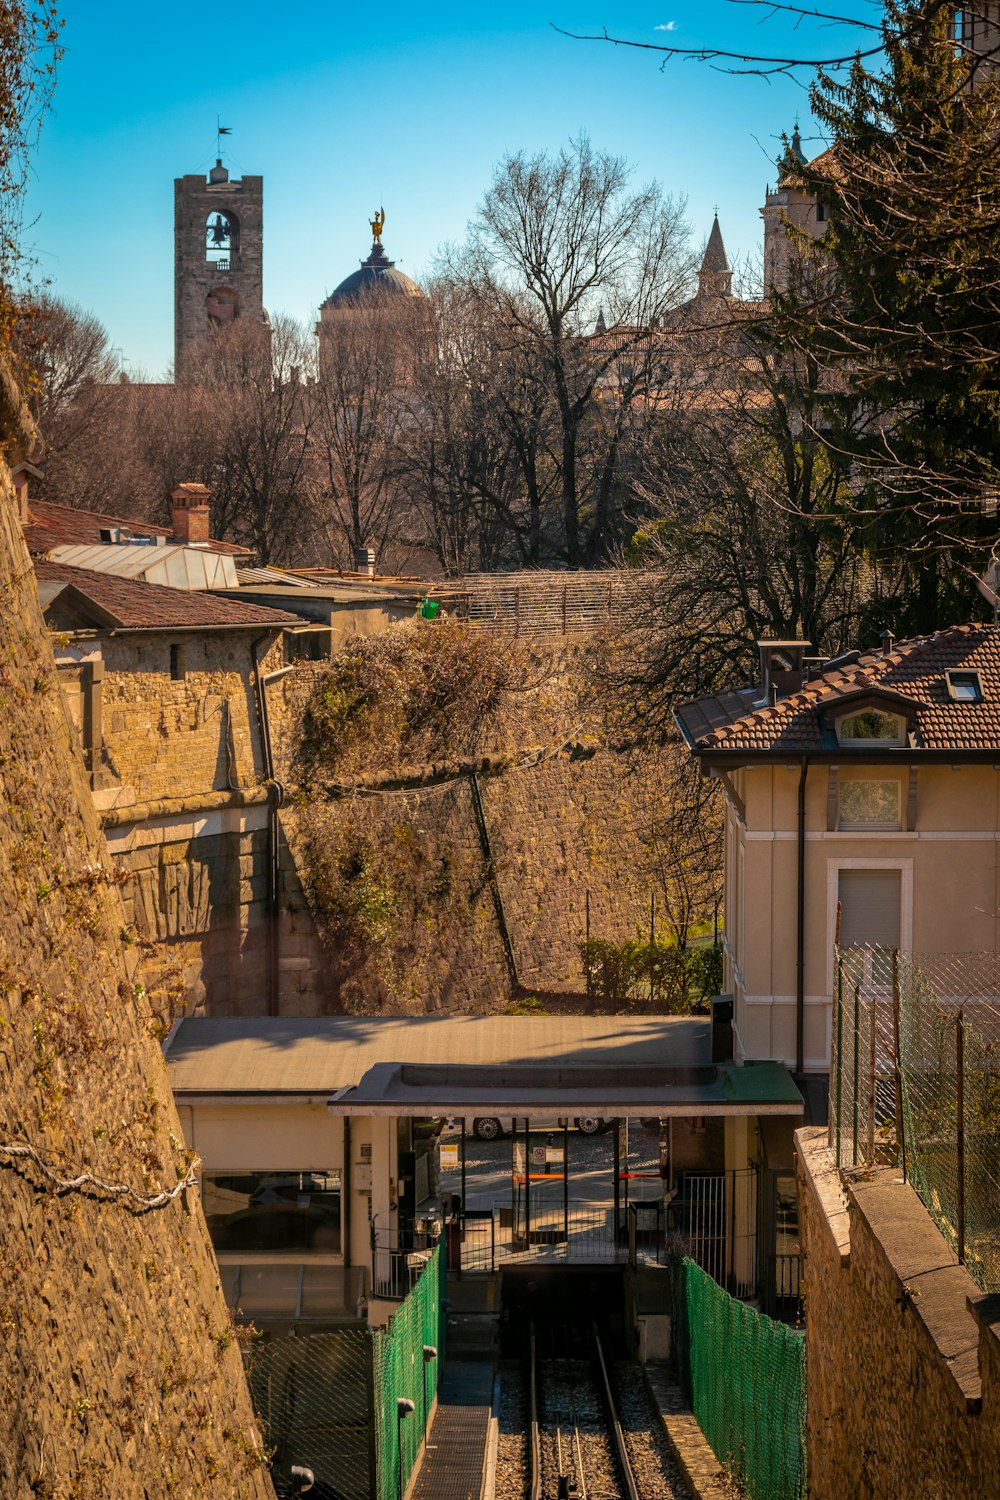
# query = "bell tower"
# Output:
<box><xmin>173</xmin><ymin>159</ymin><xmax>264</xmax><ymax>382</ymax></box>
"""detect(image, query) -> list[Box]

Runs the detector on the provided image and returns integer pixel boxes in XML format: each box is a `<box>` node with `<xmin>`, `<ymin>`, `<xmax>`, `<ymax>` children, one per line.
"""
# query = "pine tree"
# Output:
<box><xmin>775</xmin><ymin>1</ymin><xmax>1000</xmax><ymax>634</ymax></box>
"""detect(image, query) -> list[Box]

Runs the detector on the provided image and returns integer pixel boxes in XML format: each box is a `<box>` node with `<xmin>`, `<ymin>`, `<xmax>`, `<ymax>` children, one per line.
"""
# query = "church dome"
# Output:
<box><xmin>321</xmin><ymin>219</ymin><xmax>423</xmax><ymax>310</ymax></box>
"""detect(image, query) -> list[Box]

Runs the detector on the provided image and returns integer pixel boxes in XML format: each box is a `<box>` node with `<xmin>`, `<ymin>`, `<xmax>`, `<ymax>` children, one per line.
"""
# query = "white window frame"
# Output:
<box><xmin>826</xmin><ymin>857</ymin><xmax>913</xmax><ymax>997</ymax></box>
<box><xmin>835</xmin><ymin>709</ymin><xmax>907</xmax><ymax>748</ymax></box>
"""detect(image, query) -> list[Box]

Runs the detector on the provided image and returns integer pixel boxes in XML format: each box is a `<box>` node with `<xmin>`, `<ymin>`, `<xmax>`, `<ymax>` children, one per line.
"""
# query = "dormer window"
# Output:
<box><xmin>836</xmin><ymin>709</ymin><xmax>906</xmax><ymax>747</ymax></box>
<box><xmin>945</xmin><ymin>670</ymin><xmax>983</xmax><ymax>703</ymax></box>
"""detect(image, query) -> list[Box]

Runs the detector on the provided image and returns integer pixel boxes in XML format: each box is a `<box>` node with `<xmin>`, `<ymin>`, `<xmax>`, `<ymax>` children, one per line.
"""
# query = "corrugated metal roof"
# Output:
<box><xmin>235</xmin><ymin>566</ymin><xmax>321</xmax><ymax>589</ymax></box>
<box><xmin>49</xmin><ymin>543</ymin><xmax>240</xmax><ymax>590</ymax></box>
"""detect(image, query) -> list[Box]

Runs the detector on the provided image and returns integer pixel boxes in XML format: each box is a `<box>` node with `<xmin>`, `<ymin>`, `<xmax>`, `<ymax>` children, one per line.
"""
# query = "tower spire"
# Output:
<box><xmin>698</xmin><ymin>214</ymin><xmax>733</xmax><ymax>298</ymax></box>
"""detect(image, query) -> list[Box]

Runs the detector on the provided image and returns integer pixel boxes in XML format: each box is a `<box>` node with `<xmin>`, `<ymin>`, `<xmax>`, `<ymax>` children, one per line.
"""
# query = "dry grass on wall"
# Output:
<box><xmin>0</xmin><ymin>441</ymin><xmax>273</xmax><ymax>1497</ymax></box>
<box><xmin>275</xmin><ymin>622</ymin><xmax>723</xmax><ymax>1015</ymax></box>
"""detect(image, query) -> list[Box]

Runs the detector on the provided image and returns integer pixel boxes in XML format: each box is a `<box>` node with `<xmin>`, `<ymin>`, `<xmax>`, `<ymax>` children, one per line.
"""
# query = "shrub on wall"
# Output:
<box><xmin>580</xmin><ymin>937</ymin><xmax>722</xmax><ymax>1012</ymax></box>
<box><xmin>298</xmin><ymin>621</ymin><xmax>536</xmax><ymax>780</ymax></box>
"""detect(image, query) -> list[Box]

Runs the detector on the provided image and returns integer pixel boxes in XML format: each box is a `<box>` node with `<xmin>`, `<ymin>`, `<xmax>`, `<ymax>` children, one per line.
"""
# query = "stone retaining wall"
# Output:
<box><xmin>0</xmin><ymin>440</ymin><xmax>273</xmax><ymax>1497</ymax></box>
<box><xmin>796</xmin><ymin>1126</ymin><xmax>1000</xmax><ymax>1499</ymax></box>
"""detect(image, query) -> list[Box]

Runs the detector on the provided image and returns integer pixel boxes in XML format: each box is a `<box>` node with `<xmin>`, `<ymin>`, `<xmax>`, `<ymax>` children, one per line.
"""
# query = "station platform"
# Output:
<box><xmin>410</xmin><ymin>1361</ymin><xmax>494</xmax><ymax>1500</ymax></box>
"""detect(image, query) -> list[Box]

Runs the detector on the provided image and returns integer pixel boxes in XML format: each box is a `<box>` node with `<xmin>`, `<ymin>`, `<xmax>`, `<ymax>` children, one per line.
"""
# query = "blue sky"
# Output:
<box><xmin>23</xmin><ymin>2</ymin><xmax>855</xmax><ymax>376</ymax></box>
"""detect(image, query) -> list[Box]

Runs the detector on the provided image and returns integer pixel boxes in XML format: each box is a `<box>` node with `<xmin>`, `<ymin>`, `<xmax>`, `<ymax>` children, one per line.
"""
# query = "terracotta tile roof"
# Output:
<box><xmin>677</xmin><ymin>625</ymin><xmax>1000</xmax><ymax>754</ymax></box>
<box><xmin>23</xmin><ymin>499</ymin><xmax>251</xmax><ymax>558</ymax></box>
<box><xmin>36</xmin><ymin>560</ymin><xmax>298</xmax><ymax>632</ymax></box>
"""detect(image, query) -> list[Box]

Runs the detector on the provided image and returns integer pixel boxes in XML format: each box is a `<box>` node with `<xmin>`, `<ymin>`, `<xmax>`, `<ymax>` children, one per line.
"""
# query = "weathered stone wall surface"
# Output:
<box><xmin>796</xmin><ymin>1127</ymin><xmax>1000</xmax><ymax>1500</ymax></box>
<box><xmin>279</xmin><ymin>778</ymin><xmax>513</xmax><ymax>1013</ymax></box>
<box><xmin>267</xmin><ymin>639</ymin><xmax>682</xmax><ymax>1013</ymax></box>
<box><xmin>481</xmin><ymin>747</ymin><xmax>664</xmax><ymax>991</ymax></box>
<box><xmin>108</xmin><ymin>812</ymin><xmax>272</xmax><ymax>1017</ymax></box>
<box><xmin>0</xmin><ymin>437</ymin><xmax>273</xmax><ymax>1496</ymax></box>
<box><xmin>96</xmin><ymin>632</ymin><xmax>265</xmax><ymax>803</ymax></box>
<box><xmin>81</xmin><ymin>634</ymin><xmax>283</xmax><ymax>1018</ymax></box>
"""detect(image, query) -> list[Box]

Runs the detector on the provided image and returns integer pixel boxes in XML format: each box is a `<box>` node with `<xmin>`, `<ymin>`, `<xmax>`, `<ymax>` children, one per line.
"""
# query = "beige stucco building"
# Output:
<box><xmin>677</xmin><ymin>630</ymin><xmax>1000</xmax><ymax>1075</ymax></box>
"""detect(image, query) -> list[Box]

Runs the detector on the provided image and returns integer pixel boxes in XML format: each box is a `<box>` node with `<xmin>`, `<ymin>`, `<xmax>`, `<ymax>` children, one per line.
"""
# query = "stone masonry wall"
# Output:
<box><xmin>84</xmin><ymin>632</ymin><xmax>283</xmax><ymax>1017</ymax></box>
<box><xmin>108</xmin><ymin>812</ymin><xmax>272</xmax><ymax>1018</ymax></box>
<box><xmin>266</xmin><ymin>641</ymin><xmax>690</xmax><ymax>1014</ymax></box>
<box><xmin>796</xmin><ymin>1127</ymin><xmax>1000</xmax><ymax>1499</ymax></box>
<box><xmin>481</xmin><ymin>747</ymin><xmax>667</xmax><ymax>992</ymax></box>
<box><xmin>97</xmin><ymin>632</ymin><xmax>265</xmax><ymax>803</ymax></box>
<box><xmin>0</xmin><ymin>435</ymin><xmax>273</xmax><ymax>1496</ymax></box>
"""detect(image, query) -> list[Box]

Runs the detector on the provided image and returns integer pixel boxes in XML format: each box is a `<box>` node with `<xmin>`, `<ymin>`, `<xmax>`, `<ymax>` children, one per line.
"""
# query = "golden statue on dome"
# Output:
<box><xmin>369</xmin><ymin>207</ymin><xmax>385</xmax><ymax>245</ymax></box>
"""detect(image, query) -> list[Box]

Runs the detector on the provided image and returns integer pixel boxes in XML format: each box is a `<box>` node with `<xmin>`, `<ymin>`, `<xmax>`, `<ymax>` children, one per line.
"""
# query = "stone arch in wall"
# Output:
<box><xmin>206</xmin><ymin>209</ymin><xmax>240</xmax><ymax>267</ymax></box>
<box><xmin>205</xmin><ymin>285</ymin><xmax>241</xmax><ymax>328</ymax></box>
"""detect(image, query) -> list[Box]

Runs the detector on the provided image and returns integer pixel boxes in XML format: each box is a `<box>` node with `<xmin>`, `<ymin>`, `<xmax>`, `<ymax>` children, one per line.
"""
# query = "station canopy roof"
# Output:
<box><xmin>165</xmin><ymin>1015</ymin><xmax>803</xmax><ymax>1118</ymax></box>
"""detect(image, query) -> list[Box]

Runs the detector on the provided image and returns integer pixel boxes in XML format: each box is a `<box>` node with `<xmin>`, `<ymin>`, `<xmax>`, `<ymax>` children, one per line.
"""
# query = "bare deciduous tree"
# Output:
<box><xmin>307</xmin><ymin>292</ymin><xmax>420</xmax><ymax>566</ymax></box>
<box><xmin>183</xmin><ymin>315</ymin><xmax>314</xmax><ymax>563</ymax></box>
<box><xmin>447</xmin><ymin>135</ymin><xmax>693</xmax><ymax>565</ymax></box>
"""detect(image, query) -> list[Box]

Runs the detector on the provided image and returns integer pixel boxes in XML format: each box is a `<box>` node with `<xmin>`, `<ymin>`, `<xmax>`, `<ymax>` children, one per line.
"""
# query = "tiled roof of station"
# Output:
<box><xmin>675</xmin><ymin>625</ymin><xmax>1000</xmax><ymax>754</ymax></box>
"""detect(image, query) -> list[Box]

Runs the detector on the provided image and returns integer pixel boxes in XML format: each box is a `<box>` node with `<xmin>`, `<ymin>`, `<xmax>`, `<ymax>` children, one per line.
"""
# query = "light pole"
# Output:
<box><xmin>396</xmin><ymin>1396</ymin><xmax>415</xmax><ymax>1500</ymax></box>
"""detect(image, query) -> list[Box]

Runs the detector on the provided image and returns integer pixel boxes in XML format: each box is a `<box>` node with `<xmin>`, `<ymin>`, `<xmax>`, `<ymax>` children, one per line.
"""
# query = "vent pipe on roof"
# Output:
<box><xmin>881</xmin><ymin>629</ymin><xmax>895</xmax><ymax>657</ymax></box>
<box><xmin>756</xmin><ymin>639</ymin><xmax>812</xmax><ymax>705</ymax></box>
<box><xmin>354</xmin><ymin>544</ymin><xmax>376</xmax><ymax>578</ymax></box>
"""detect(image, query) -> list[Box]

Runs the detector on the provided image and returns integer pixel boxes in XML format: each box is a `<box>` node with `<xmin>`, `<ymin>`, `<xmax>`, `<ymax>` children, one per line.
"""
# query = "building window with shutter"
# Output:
<box><xmin>838</xmin><ymin>779</ymin><xmax>901</xmax><ymax>830</ymax></box>
<box><xmin>838</xmin><ymin>867</ymin><xmax>903</xmax><ymax>988</ymax></box>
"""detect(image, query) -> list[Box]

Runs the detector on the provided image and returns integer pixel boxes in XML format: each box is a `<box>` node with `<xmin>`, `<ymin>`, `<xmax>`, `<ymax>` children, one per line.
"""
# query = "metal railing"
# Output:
<box><xmin>666</xmin><ymin>1168</ymin><xmax>758</xmax><ymax>1298</ymax></box>
<box><xmin>762</xmin><ymin>1252</ymin><xmax>803</xmax><ymax>1322</ymax></box>
<box><xmin>458</xmin><ymin>1204</ymin><xmax>624</xmax><ymax>1269</ymax></box>
<box><xmin>831</xmin><ymin>946</ymin><xmax>1000</xmax><ymax>1293</ymax></box>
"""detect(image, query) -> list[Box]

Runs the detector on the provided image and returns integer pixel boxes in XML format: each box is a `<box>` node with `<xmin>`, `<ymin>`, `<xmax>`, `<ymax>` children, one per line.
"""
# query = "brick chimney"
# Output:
<box><xmin>170</xmin><ymin>482</ymin><xmax>212</xmax><ymax>545</ymax></box>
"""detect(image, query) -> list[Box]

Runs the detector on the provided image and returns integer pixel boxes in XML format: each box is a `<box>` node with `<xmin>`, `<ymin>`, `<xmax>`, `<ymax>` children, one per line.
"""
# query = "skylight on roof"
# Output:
<box><xmin>946</xmin><ymin>670</ymin><xmax>984</xmax><ymax>704</ymax></box>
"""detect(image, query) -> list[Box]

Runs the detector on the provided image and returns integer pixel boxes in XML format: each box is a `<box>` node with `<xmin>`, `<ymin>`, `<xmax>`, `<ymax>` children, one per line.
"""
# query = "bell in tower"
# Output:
<box><xmin>173</xmin><ymin>151</ymin><xmax>263</xmax><ymax>382</ymax></box>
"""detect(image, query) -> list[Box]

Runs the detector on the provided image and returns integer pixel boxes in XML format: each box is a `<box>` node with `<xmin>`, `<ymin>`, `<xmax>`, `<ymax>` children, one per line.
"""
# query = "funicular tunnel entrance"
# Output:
<box><xmin>499</xmin><ymin>1266</ymin><xmax>630</xmax><ymax>1358</ymax></box>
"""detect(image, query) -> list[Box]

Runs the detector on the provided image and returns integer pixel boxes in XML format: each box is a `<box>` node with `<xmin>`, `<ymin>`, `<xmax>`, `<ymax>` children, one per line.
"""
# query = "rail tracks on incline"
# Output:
<box><xmin>494</xmin><ymin>1323</ymin><xmax>689</xmax><ymax>1500</ymax></box>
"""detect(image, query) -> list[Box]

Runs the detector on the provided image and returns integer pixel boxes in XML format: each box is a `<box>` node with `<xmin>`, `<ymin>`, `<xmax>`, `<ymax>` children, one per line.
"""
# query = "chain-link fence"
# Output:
<box><xmin>372</xmin><ymin>1244</ymin><xmax>443</xmax><ymax>1500</ymax></box>
<box><xmin>831</xmin><ymin>946</ymin><xmax>1000</xmax><ymax>1293</ymax></box>
<box><xmin>672</xmin><ymin>1255</ymin><xmax>806</xmax><ymax>1500</ymax></box>
<box><xmin>248</xmin><ymin>1327</ymin><xmax>374</xmax><ymax>1499</ymax></box>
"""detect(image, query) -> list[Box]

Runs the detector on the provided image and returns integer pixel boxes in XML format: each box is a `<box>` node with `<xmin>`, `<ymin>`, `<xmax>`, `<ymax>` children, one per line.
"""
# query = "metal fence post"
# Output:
<box><xmin>835</xmin><ymin>955</ymin><xmax>844</xmax><ymax>1167</ymax></box>
<box><xmin>892</xmin><ymin>949</ymin><xmax>907</xmax><ymax>1183</ymax></box>
<box><xmin>956</xmin><ymin>1008</ymin><xmax>966</xmax><ymax>1266</ymax></box>
<box><xmin>852</xmin><ymin>982</ymin><xmax>861</xmax><ymax>1167</ymax></box>
<box><xmin>866</xmin><ymin>997</ymin><xmax>877</xmax><ymax>1163</ymax></box>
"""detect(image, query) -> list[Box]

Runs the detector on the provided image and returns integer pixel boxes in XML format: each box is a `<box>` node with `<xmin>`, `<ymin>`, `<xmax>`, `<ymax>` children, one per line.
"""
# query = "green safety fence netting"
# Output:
<box><xmin>372</xmin><ymin>1246</ymin><xmax>443</xmax><ymax>1500</ymax></box>
<box><xmin>673</xmin><ymin>1255</ymin><xmax>806</xmax><ymax>1500</ymax></box>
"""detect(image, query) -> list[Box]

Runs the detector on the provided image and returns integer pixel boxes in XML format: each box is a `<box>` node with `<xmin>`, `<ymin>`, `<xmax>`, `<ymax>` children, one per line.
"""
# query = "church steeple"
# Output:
<box><xmin>698</xmin><ymin>214</ymin><xmax>733</xmax><ymax>298</ymax></box>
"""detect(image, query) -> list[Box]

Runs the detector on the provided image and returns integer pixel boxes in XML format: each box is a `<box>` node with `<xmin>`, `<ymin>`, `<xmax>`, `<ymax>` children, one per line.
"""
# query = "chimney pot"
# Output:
<box><xmin>880</xmin><ymin>629</ymin><xmax>895</xmax><ymax>656</ymax></box>
<box><xmin>354</xmin><ymin>543</ymin><xmax>376</xmax><ymax>578</ymax></box>
<box><xmin>170</xmin><ymin>482</ymin><xmax>213</xmax><ymax>546</ymax></box>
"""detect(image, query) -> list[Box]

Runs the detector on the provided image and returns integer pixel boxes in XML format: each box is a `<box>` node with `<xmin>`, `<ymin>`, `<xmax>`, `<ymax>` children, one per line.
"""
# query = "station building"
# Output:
<box><xmin>165</xmin><ymin>1010</ymin><xmax>804</xmax><ymax>1343</ymax></box>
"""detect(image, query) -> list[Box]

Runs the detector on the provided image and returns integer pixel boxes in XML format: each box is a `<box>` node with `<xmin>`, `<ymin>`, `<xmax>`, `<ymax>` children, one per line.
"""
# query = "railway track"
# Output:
<box><xmin>494</xmin><ymin>1326</ymin><xmax>690</xmax><ymax>1500</ymax></box>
